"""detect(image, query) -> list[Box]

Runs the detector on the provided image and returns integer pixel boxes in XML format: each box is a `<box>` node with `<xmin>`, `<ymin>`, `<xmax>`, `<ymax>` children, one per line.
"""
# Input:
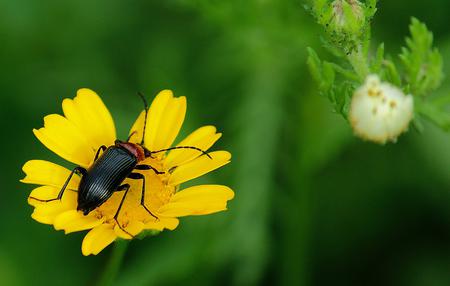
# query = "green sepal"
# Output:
<box><xmin>136</xmin><ymin>229</ymin><xmax>161</xmax><ymax>240</ymax></box>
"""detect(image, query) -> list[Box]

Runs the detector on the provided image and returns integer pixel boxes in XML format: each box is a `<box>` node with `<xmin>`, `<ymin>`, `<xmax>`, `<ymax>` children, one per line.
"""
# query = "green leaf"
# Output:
<box><xmin>322</xmin><ymin>61</ymin><xmax>336</xmax><ymax>92</ymax></box>
<box><xmin>335</xmin><ymin>81</ymin><xmax>354</xmax><ymax>118</ymax></box>
<box><xmin>312</xmin><ymin>0</ymin><xmax>328</xmax><ymax>13</ymax></box>
<box><xmin>399</xmin><ymin>17</ymin><xmax>443</xmax><ymax>96</ymax></box>
<box><xmin>307</xmin><ymin>47</ymin><xmax>324</xmax><ymax>84</ymax></box>
<box><xmin>371</xmin><ymin>42</ymin><xmax>384</xmax><ymax>73</ymax></box>
<box><xmin>364</xmin><ymin>0</ymin><xmax>378</xmax><ymax>18</ymax></box>
<box><xmin>329</xmin><ymin>62</ymin><xmax>359</xmax><ymax>81</ymax></box>
<box><xmin>307</xmin><ymin>47</ymin><xmax>336</xmax><ymax>95</ymax></box>
<box><xmin>382</xmin><ymin>58</ymin><xmax>402</xmax><ymax>87</ymax></box>
<box><xmin>416</xmin><ymin>98</ymin><xmax>450</xmax><ymax>131</ymax></box>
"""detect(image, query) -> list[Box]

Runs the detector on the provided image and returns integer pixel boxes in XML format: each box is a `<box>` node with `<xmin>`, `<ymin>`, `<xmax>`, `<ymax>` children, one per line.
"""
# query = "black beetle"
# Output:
<box><xmin>30</xmin><ymin>93</ymin><xmax>210</xmax><ymax>236</ymax></box>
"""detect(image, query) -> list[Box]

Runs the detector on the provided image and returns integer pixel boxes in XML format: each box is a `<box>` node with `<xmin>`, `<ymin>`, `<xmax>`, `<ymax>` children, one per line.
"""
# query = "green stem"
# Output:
<box><xmin>347</xmin><ymin>44</ymin><xmax>370</xmax><ymax>81</ymax></box>
<box><xmin>96</xmin><ymin>240</ymin><xmax>130</xmax><ymax>286</ymax></box>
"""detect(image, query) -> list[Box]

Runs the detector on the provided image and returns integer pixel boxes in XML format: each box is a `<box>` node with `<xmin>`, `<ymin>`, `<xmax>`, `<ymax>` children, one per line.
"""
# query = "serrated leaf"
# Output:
<box><xmin>322</xmin><ymin>61</ymin><xmax>336</xmax><ymax>91</ymax></box>
<box><xmin>364</xmin><ymin>0</ymin><xmax>378</xmax><ymax>18</ymax></box>
<box><xmin>399</xmin><ymin>18</ymin><xmax>443</xmax><ymax>96</ymax></box>
<box><xmin>320</xmin><ymin>37</ymin><xmax>346</xmax><ymax>58</ymax></box>
<box><xmin>307</xmin><ymin>47</ymin><xmax>337</xmax><ymax>96</ymax></box>
<box><xmin>312</xmin><ymin>0</ymin><xmax>328</xmax><ymax>13</ymax></box>
<box><xmin>329</xmin><ymin>62</ymin><xmax>359</xmax><ymax>81</ymax></box>
<box><xmin>307</xmin><ymin>47</ymin><xmax>324</xmax><ymax>84</ymax></box>
<box><xmin>382</xmin><ymin>58</ymin><xmax>402</xmax><ymax>87</ymax></box>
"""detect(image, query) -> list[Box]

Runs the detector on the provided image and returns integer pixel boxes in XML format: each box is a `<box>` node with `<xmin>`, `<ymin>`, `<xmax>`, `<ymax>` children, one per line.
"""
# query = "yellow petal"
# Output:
<box><xmin>114</xmin><ymin>220</ymin><xmax>144</xmax><ymax>239</ymax></box>
<box><xmin>54</xmin><ymin>210</ymin><xmax>104</xmax><ymax>234</ymax></box>
<box><xmin>128</xmin><ymin>110</ymin><xmax>145</xmax><ymax>144</ymax></box>
<box><xmin>144</xmin><ymin>217</ymin><xmax>179</xmax><ymax>231</ymax></box>
<box><xmin>168</xmin><ymin>151</ymin><xmax>231</xmax><ymax>186</ymax></box>
<box><xmin>31</xmin><ymin>196</ymin><xmax>76</xmax><ymax>225</ymax></box>
<box><xmin>164</xmin><ymin>126</ymin><xmax>222</xmax><ymax>169</ymax></box>
<box><xmin>82</xmin><ymin>224</ymin><xmax>116</xmax><ymax>256</ymax></box>
<box><xmin>32</xmin><ymin>205</ymin><xmax>66</xmax><ymax>225</ymax></box>
<box><xmin>158</xmin><ymin>185</ymin><xmax>234</xmax><ymax>217</ymax></box>
<box><xmin>145</xmin><ymin>90</ymin><xmax>186</xmax><ymax>151</ymax></box>
<box><xmin>33</xmin><ymin>114</ymin><xmax>94</xmax><ymax>167</ymax></box>
<box><xmin>21</xmin><ymin>160</ymin><xmax>80</xmax><ymax>190</ymax></box>
<box><xmin>62</xmin><ymin>88</ymin><xmax>116</xmax><ymax>150</ymax></box>
<box><xmin>28</xmin><ymin>186</ymin><xmax>77</xmax><ymax>208</ymax></box>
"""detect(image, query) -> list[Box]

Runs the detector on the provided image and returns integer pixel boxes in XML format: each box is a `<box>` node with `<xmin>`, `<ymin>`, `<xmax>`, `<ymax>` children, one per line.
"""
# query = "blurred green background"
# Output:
<box><xmin>1</xmin><ymin>0</ymin><xmax>449</xmax><ymax>285</ymax></box>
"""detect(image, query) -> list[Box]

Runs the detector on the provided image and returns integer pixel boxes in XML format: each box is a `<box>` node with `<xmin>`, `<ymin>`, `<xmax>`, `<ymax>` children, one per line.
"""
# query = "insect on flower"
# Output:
<box><xmin>22</xmin><ymin>89</ymin><xmax>234</xmax><ymax>255</ymax></box>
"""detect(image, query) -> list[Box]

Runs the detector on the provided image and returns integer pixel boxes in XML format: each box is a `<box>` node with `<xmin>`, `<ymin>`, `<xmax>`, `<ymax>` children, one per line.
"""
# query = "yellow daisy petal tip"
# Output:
<box><xmin>19</xmin><ymin>160</ymin><xmax>30</xmax><ymax>181</ymax></box>
<box><xmin>53</xmin><ymin>210</ymin><xmax>105</xmax><ymax>234</ymax></box>
<box><xmin>76</xmin><ymin>88</ymin><xmax>98</xmax><ymax>97</ymax></box>
<box><xmin>222</xmin><ymin>151</ymin><xmax>232</xmax><ymax>161</ymax></box>
<box><xmin>222</xmin><ymin>186</ymin><xmax>235</xmax><ymax>200</ymax></box>
<box><xmin>32</xmin><ymin>128</ymin><xmax>41</xmax><ymax>138</ymax></box>
<box><xmin>162</xmin><ymin>218</ymin><xmax>180</xmax><ymax>230</ymax></box>
<box><xmin>168</xmin><ymin>150</ymin><xmax>232</xmax><ymax>186</ymax></box>
<box><xmin>158</xmin><ymin>185</ymin><xmax>234</xmax><ymax>217</ymax></box>
<box><xmin>157</xmin><ymin>89</ymin><xmax>174</xmax><ymax>97</ymax></box>
<box><xmin>31</xmin><ymin>113</ymin><xmax>96</xmax><ymax>167</ymax></box>
<box><xmin>82</xmin><ymin>225</ymin><xmax>117</xmax><ymax>256</ymax></box>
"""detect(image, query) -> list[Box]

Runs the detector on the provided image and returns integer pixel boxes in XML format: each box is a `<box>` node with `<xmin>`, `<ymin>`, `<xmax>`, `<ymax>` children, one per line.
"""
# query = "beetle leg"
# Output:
<box><xmin>149</xmin><ymin>146</ymin><xmax>212</xmax><ymax>159</ymax></box>
<box><xmin>94</xmin><ymin>145</ymin><xmax>107</xmax><ymax>162</ymax></box>
<box><xmin>113</xmin><ymin>184</ymin><xmax>134</xmax><ymax>238</ymax></box>
<box><xmin>29</xmin><ymin>166</ymin><xmax>86</xmax><ymax>203</ymax></box>
<box><xmin>134</xmin><ymin>164</ymin><xmax>165</xmax><ymax>174</ymax></box>
<box><xmin>128</xmin><ymin>172</ymin><xmax>159</xmax><ymax>220</ymax></box>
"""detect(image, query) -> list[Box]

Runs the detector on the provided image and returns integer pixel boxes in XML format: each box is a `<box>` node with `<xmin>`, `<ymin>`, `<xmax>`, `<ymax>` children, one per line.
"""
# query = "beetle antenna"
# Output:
<box><xmin>137</xmin><ymin>92</ymin><xmax>149</xmax><ymax>145</ymax></box>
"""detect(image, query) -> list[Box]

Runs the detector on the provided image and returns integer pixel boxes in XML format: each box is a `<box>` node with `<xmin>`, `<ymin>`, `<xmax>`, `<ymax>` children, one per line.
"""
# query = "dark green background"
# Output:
<box><xmin>1</xmin><ymin>1</ymin><xmax>449</xmax><ymax>285</ymax></box>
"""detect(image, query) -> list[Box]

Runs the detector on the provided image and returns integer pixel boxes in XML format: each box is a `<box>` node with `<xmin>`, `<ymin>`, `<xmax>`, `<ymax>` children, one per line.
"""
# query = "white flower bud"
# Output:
<box><xmin>349</xmin><ymin>75</ymin><xmax>414</xmax><ymax>144</ymax></box>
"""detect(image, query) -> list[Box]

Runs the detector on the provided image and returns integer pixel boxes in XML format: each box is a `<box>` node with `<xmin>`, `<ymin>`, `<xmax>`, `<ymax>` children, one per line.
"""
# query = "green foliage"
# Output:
<box><xmin>306</xmin><ymin>47</ymin><xmax>354</xmax><ymax>117</ymax></box>
<box><xmin>2</xmin><ymin>1</ymin><xmax>450</xmax><ymax>286</ymax></box>
<box><xmin>307</xmin><ymin>0</ymin><xmax>374</xmax><ymax>54</ymax></box>
<box><xmin>306</xmin><ymin>0</ymin><xmax>377</xmax><ymax>118</ymax></box>
<box><xmin>400</xmin><ymin>18</ymin><xmax>443</xmax><ymax>96</ymax></box>
<box><xmin>307</xmin><ymin>0</ymin><xmax>450</xmax><ymax>132</ymax></box>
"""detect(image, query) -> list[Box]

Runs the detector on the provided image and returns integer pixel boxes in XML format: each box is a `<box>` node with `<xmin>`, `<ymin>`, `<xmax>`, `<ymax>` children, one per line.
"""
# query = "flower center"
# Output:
<box><xmin>93</xmin><ymin>156</ymin><xmax>175</xmax><ymax>225</ymax></box>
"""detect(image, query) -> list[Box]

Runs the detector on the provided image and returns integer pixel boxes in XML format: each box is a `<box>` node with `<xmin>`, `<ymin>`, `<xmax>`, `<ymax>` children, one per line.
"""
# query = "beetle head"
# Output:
<box><xmin>115</xmin><ymin>140</ymin><xmax>146</xmax><ymax>162</ymax></box>
<box><xmin>77</xmin><ymin>201</ymin><xmax>97</xmax><ymax>216</ymax></box>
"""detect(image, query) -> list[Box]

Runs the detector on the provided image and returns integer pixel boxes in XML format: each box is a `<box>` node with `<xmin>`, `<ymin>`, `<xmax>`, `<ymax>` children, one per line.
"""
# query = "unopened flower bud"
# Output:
<box><xmin>331</xmin><ymin>0</ymin><xmax>365</xmax><ymax>35</ymax></box>
<box><xmin>349</xmin><ymin>75</ymin><xmax>414</xmax><ymax>144</ymax></box>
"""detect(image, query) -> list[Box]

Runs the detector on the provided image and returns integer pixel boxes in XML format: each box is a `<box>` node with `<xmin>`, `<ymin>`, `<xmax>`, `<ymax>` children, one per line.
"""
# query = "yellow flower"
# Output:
<box><xmin>21</xmin><ymin>88</ymin><xmax>233</xmax><ymax>255</ymax></box>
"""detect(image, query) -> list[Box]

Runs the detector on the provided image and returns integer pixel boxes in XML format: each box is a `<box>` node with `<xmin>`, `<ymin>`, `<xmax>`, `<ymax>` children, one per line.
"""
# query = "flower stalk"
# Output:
<box><xmin>347</xmin><ymin>45</ymin><xmax>370</xmax><ymax>81</ymax></box>
<box><xmin>96</xmin><ymin>240</ymin><xmax>130</xmax><ymax>286</ymax></box>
